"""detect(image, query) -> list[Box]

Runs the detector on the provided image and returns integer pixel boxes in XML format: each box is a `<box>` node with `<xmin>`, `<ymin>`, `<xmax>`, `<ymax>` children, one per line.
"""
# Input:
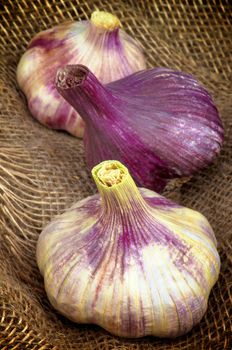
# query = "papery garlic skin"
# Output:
<box><xmin>37</xmin><ymin>160</ymin><xmax>220</xmax><ymax>338</ymax></box>
<box><xmin>56</xmin><ymin>65</ymin><xmax>224</xmax><ymax>191</ymax></box>
<box><xmin>17</xmin><ymin>11</ymin><xmax>146</xmax><ymax>137</ymax></box>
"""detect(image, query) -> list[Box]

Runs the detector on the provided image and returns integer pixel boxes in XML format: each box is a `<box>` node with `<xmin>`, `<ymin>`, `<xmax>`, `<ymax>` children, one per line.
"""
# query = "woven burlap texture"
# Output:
<box><xmin>0</xmin><ymin>0</ymin><xmax>231</xmax><ymax>349</ymax></box>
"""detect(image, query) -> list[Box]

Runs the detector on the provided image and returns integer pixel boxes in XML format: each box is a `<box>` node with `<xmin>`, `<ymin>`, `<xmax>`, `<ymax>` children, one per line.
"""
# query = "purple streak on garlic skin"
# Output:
<box><xmin>37</xmin><ymin>161</ymin><xmax>220</xmax><ymax>338</ymax></box>
<box><xmin>28</xmin><ymin>35</ymin><xmax>66</xmax><ymax>50</ymax></box>
<box><xmin>56</xmin><ymin>65</ymin><xmax>224</xmax><ymax>191</ymax></box>
<box><xmin>17</xmin><ymin>13</ymin><xmax>146</xmax><ymax>138</ymax></box>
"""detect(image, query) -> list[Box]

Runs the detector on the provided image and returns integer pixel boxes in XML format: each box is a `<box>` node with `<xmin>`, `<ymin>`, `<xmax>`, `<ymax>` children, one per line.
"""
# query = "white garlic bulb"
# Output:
<box><xmin>37</xmin><ymin>160</ymin><xmax>220</xmax><ymax>338</ymax></box>
<box><xmin>17</xmin><ymin>11</ymin><xmax>146</xmax><ymax>137</ymax></box>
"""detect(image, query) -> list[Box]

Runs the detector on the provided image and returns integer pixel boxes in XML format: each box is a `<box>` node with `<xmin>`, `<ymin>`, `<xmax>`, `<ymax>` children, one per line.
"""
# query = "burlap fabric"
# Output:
<box><xmin>0</xmin><ymin>0</ymin><xmax>231</xmax><ymax>349</ymax></box>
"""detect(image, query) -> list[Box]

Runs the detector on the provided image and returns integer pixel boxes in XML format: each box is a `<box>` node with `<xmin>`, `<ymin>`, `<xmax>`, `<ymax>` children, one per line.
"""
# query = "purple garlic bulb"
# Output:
<box><xmin>56</xmin><ymin>65</ymin><xmax>224</xmax><ymax>192</ymax></box>
<box><xmin>37</xmin><ymin>160</ymin><xmax>220</xmax><ymax>338</ymax></box>
<box><xmin>16</xmin><ymin>11</ymin><xmax>146</xmax><ymax>138</ymax></box>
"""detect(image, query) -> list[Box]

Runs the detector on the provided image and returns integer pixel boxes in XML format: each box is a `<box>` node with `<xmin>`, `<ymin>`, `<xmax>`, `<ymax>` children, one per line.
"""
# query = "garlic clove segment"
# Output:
<box><xmin>56</xmin><ymin>64</ymin><xmax>224</xmax><ymax>191</ymax></box>
<box><xmin>37</xmin><ymin>160</ymin><xmax>220</xmax><ymax>338</ymax></box>
<box><xmin>16</xmin><ymin>11</ymin><xmax>146</xmax><ymax>138</ymax></box>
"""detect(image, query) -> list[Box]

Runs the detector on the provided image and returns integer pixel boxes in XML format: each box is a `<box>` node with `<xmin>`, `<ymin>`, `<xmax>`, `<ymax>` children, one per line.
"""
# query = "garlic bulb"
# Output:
<box><xmin>37</xmin><ymin>160</ymin><xmax>220</xmax><ymax>338</ymax></box>
<box><xmin>56</xmin><ymin>65</ymin><xmax>224</xmax><ymax>192</ymax></box>
<box><xmin>16</xmin><ymin>11</ymin><xmax>146</xmax><ymax>138</ymax></box>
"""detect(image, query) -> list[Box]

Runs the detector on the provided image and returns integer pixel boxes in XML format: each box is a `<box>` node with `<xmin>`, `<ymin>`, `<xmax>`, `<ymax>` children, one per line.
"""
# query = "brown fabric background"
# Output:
<box><xmin>0</xmin><ymin>0</ymin><xmax>231</xmax><ymax>349</ymax></box>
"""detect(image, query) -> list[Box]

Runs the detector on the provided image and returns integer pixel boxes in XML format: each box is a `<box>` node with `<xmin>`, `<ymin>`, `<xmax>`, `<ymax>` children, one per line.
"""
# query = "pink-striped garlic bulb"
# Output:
<box><xmin>17</xmin><ymin>11</ymin><xmax>146</xmax><ymax>137</ymax></box>
<box><xmin>37</xmin><ymin>160</ymin><xmax>220</xmax><ymax>338</ymax></box>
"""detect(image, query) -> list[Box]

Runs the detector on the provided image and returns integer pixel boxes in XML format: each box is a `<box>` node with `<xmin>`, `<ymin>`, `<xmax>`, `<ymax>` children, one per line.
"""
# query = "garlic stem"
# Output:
<box><xmin>56</xmin><ymin>65</ymin><xmax>117</xmax><ymax>125</ymax></box>
<box><xmin>56</xmin><ymin>65</ymin><xmax>87</xmax><ymax>90</ymax></box>
<box><xmin>97</xmin><ymin>162</ymin><xmax>126</xmax><ymax>187</ymax></box>
<box><xmin>92</xmin><ymin>160</ymin><xmax>148</xmax><ymax>215</ymax></box>
<box><xmin>90</xmin><ymin>11</ymin><xmax>121</xmax><ymax>31</ymax></box>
